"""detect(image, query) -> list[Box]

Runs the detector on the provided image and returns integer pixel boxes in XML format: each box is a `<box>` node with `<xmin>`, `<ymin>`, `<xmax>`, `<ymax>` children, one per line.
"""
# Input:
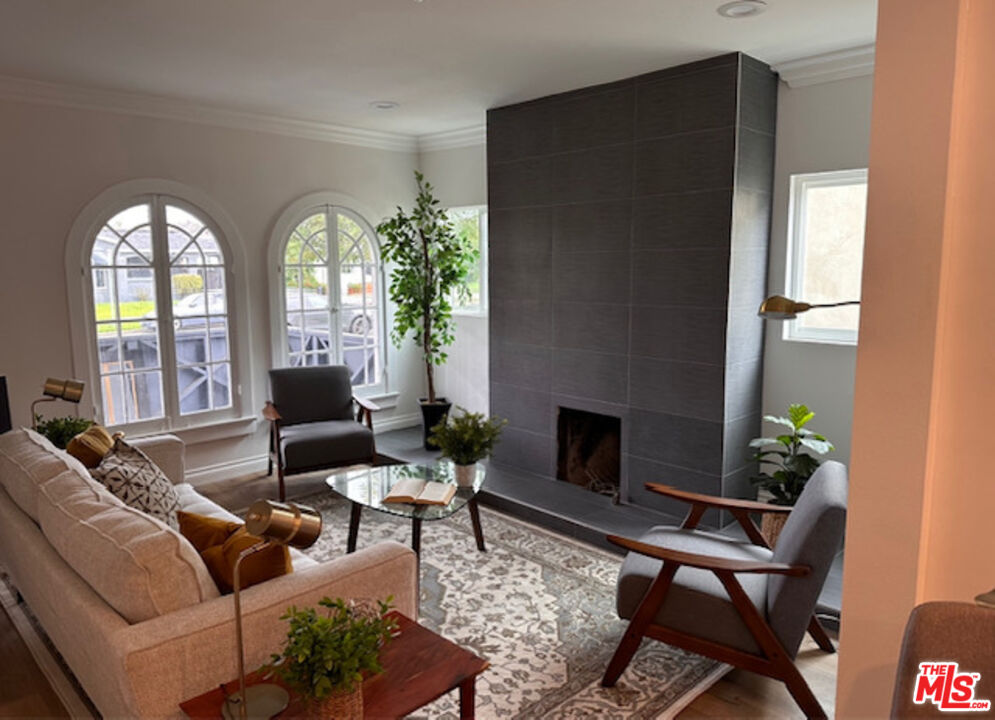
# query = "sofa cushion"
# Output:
<box><xmin>280</xmin><ymin>420</ymin><xmax>374</xmax><ymax>472</ymax></box>
<box><xmin>0</xmin><ymin>428</ymin><xmax>92</xmax><ymax>522</ymax></box>
<box><xmin>37</xmin><ymin>468</ymin><xmax>220</xmax><ymax>623</ymax></box>
<box><xmin>91</xmin><ymin>438</ymin><xmax>180</xmax><ymax>530</ymax></box>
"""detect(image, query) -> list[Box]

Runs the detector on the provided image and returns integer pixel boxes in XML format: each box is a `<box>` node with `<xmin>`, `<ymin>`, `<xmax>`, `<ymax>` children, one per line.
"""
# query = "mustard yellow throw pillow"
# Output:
<box><xmin>66</xmin><ymin>425</ymin><xmax>114</xmax><ymax>468</ymax></box>
<box><xmin>177</xmin><ymin>511</ymin><xmax>291</xmax><ymax>594</ymax></box>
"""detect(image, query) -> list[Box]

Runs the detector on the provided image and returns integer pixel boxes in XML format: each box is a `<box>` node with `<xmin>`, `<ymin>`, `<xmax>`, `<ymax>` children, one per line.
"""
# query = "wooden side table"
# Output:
<box><xmin>180</xmin><ymin>612</ymin><xmax>489</xmax><ymax>719</ymax></box>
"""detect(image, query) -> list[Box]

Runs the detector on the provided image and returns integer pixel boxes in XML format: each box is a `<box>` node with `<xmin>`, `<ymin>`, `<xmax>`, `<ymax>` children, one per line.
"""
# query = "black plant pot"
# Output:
<box><xmin>419</xmin><ymin>397</ymin><xmax>452</xmax><ymax>451</ymax></box>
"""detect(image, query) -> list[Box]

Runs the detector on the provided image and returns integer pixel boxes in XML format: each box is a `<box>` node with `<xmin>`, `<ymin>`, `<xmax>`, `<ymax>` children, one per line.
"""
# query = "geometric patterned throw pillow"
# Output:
<box><xmin>90</xmin><ymin>438</ymin><xmax>181</xmax><ymax>530</ymax></box>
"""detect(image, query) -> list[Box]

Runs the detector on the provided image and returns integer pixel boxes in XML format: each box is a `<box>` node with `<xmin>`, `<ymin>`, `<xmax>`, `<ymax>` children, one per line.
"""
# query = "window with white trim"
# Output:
<box><xmin>785</xmin><ymin>169</ymin><xmax>867</xmax><ymax>344</ymax></box>
<box><xmin>279</xmin><ymin>206</ymin><xmax>385</xmax><ymax>390</ymax></box>
<box><xmin>447</xmin><ymin>206</ymin><xmax>488</xmax><ymax>314</ymax></box>
<box><xmin>87</xmin><ymin>197</ymin><xmax>238</xmax><ymax>426</ymax></box>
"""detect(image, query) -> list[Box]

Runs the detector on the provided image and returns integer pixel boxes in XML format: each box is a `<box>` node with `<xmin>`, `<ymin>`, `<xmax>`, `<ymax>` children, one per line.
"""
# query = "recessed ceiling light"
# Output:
<box><xmin>369</xmin><ymin>100</ymin><xmax>399</xmax><ymax>111</ymax></box>
<box><xmin>716</xmin><ymin>0</ymin><xmax>767</xmax><ymax>18</ymax></box>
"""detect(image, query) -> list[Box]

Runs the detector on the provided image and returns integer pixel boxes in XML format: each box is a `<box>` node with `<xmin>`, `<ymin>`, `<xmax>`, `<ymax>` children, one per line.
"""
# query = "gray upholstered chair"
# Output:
<box><xmin>264</xmin><ymin>366</ymin><xmax>379</xmax><ymax>501</ymax></box>
<box><xmin>891</xmin><ymin>602</ymin><xmax>995</xmax><ymax>718</ymax></box>
<box><xmin>602</xmin><ymin>461</ymin><xmax>847</xmax><ymax>719</ymax></box>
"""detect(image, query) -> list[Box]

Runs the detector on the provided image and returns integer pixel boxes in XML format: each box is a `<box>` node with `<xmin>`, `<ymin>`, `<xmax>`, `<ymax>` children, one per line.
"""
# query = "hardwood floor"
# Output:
<box><xmin>0</xmin><ymin>605</ymin><xmax>68</xmax><ymax>718</ymax></box>
<box><xmin>0</xmin><ymin>465</ymin><xmax>838</xmax><ymax>719</ymax></box>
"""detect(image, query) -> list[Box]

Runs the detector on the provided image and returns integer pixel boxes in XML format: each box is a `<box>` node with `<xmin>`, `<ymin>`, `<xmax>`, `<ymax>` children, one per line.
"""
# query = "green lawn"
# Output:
<box><xmin>95</xmin><ymin>301</ymin><xmax>155</xmax><ymax>333</ymax></box>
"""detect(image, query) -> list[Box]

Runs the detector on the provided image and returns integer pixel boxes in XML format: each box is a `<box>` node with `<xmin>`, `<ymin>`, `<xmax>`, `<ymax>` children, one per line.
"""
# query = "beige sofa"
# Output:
<box><xmin>0</xmin><ymin>428</ymin><xmax>417</xmax><ymax>719</ymax></box>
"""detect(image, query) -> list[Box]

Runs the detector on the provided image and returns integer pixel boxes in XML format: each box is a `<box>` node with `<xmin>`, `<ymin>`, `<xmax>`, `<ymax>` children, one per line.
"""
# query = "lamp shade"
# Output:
<box><xmin>244</xmin><ymin>500</ymin><xmax>321</xmax><ymax>549</ymax></box>
<box><xmin>757</xmin><ymin>295</ymin><xmax>812</xmax><ymax>320</ymax></box>
<box><xmin>42</xmin><ymin>378</ymin><xmax>85</xmax><ymax>403</ymax></box>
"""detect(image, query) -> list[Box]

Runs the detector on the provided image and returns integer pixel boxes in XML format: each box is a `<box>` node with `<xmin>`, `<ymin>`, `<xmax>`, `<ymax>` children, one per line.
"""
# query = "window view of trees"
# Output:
<box><xmin>788</xmin><ymin>170</ymin><xmax>867</xmax><ymax>344</ymax></box>
<box><xmin>446</xmin><ymin>206</ymin><xmax>487</xmax><ymax>313</ymax></box>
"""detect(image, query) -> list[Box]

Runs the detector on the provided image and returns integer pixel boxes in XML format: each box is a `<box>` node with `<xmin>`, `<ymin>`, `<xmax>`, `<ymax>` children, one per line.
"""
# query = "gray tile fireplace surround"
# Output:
<box><xmin>486</xmin><ymin>52</ymin><xmax>777</xmax><ymax>529</ymax></box>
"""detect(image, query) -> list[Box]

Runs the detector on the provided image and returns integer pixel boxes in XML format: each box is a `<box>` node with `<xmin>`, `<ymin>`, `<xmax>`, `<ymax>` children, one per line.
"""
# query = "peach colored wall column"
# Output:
<box><xmin>837</xmin><ymin>0</ymin><xmax>995</xmax><ymax>716</ymax></box>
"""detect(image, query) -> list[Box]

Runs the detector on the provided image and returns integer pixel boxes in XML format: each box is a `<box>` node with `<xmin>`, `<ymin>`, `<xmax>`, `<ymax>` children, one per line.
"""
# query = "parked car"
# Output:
<box><xmin>286</xmin><ymin>290</ymin><xmax>371</xmax><ymax>336</ymax></box>
<box><xmin>141</xmin><ymin>291</ymin><xmax>227</xmax><ymax>330</ymax></box>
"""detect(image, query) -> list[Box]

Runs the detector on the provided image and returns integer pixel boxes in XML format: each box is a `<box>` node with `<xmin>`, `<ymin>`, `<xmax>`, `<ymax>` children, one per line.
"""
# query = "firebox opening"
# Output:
<box><xmin>556</xmin><ymin>407</ymin><xmax>621</xmax><ymax>502</ymax></box>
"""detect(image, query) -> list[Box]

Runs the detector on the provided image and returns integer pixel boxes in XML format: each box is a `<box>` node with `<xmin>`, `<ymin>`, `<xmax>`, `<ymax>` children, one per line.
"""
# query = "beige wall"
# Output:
<box><xmin>837</xmin><ymin>0</ymin><xmax>995</xmax><ymax>715</ymax></box>
<box><xmin>0</xmin><ymin>99</ymin><xmax>423</xmax><ymax>479</ymax></box>
<box><xmin>763</xmin><ymin>75</ymin><xmax>874</xmax><ymax>465</ymax></box>
<box><xmin>418</xmin><ymin>143</ymin><xmax>489</xmax><ymax>414</ymax></box>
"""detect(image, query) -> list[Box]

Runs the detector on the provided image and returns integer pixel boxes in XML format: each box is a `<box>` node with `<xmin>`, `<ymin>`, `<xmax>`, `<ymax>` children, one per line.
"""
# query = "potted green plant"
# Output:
<box><xmin>270</xmin><ymin>597</ymin><xmax>398</xmax><ymax>719</ymax></box>
<box><xmin>34</xmin><ymin>415</ymin><xmax>93</xmax><ymax>449</ymax></box>
<box><xmin>429</xmin><ymin>408</ymin><xmax>507</xmax><ymax>486</ymax></box>
<box><xmin>749</xmin><ymin>403</ymin><xmax>834</xmax><ymax>545</ymax></box>
<box><xmin>376</xmin><ymin>172</ymin><xmax>478</xmax><ymax>450</ymax></box>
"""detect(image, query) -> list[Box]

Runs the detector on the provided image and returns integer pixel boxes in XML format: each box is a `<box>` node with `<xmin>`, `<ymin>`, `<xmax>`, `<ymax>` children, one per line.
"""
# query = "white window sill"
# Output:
<box><xmin>782</xmin><ymin>335</ymin><xmax>858</xmax><ymax>347</ymax></box>
<box><xmin>141</xmin><ymin>416</ymin><xmax>258</xmax><ymax>445</ymax></box>
<box><xmin>452</xmin><ymin>309</ymin><xmax>488</xmax><ymax>318</ymax></box>
<box><xmin>358</xmin><ymin>390</ymin><xmax>400</xmax><ymax>410</ymax></box>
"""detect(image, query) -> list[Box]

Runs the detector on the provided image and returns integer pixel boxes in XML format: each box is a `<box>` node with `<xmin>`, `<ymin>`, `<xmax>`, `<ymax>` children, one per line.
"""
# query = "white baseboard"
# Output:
<box><xmin>184</xmin><ymin>454</ymin><xmax>269</xmax><ymax>485</ymax></box>
<box><xmin>183</xmin><ymin>414</ymin><xmax>421</xmax><ymax>484</ymax></box>
<box><xmin>373</xmin><ymin>412</ymin><xmax>421</xmax><ymax>433</ymax></box>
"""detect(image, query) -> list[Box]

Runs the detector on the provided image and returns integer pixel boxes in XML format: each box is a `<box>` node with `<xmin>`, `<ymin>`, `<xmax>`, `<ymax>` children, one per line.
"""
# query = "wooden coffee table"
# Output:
<box><xmin>179</xmin><ymin>612</ymin><xmax>488</xmax><ymax>719</ymax></box>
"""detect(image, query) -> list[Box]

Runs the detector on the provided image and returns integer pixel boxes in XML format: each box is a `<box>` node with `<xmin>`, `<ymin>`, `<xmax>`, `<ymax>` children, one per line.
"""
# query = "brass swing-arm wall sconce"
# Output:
<box><xmin>757</xmin><ymin>295</ymin><xmax>861</xmax><ymax>320</ymax></box>
<box><xmin>31</xmin><ymin>377</ymin><xmax>85</xmax><ymax>430</ymax></box>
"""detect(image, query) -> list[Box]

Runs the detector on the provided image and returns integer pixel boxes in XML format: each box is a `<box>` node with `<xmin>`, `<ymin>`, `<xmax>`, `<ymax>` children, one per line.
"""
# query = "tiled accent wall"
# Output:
<box><xmin>487</xmin><ymin>53</ymin><xmax>777</xmax><ymax>526</ymax></box>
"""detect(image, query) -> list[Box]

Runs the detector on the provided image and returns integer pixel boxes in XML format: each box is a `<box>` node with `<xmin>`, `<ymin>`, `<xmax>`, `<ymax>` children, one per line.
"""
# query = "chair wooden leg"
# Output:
<box><xmin>277</xmin><ymin>464</ymin><xmax>286</xmax><ymax>502</ymax></box>
<box><xmin>267</xmin><ymin>456</ymin><xmax>273</xmax><ymax>477</ymax></box>
<box><xmin>779</xmin><ymin>657</ymin><xmax>828</xmax><ymax>719</ymax></box>
<box><xmin>602</xmin><ymin>563</ymin><xmax>678</xmax><ymax>687</ymax></box>
<box><xmin>807</xmin><ymin>615</ymin><xmax>836</xmax><ymax>653</ymax></box>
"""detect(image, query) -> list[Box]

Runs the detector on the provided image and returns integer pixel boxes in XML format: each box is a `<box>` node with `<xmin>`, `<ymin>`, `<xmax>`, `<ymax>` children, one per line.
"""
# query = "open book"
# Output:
<box><xmin>383</xmin><ymin>478</ymin><xmax>457</xmax><ymax>506</ymax></box>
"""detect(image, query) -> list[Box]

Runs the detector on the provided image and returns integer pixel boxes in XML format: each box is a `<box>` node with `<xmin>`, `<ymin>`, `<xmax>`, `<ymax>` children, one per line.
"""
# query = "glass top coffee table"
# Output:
<box><xmin>326</xmin><ymin>462</ymin><xmax>487</xmax><ymax>556</ymax></box>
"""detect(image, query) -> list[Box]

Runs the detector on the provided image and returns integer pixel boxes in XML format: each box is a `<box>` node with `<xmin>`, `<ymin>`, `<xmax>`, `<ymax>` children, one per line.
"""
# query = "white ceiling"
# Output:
<box><xmin>0</xmin><ymin>0</ymin><xmax>877</xmax><ymax>137</ymax></box>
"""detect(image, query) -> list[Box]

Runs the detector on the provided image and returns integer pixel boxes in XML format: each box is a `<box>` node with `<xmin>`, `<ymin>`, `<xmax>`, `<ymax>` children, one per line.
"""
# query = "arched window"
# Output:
<box><xmin>276</xmin><ymin>203</ymin><xmax>384</xmax><ymax>390</ymax></box>
<box><xmin>81</xmin><ymin>193</ymin><xmax>241</xmax><ymax>428</ymax></box>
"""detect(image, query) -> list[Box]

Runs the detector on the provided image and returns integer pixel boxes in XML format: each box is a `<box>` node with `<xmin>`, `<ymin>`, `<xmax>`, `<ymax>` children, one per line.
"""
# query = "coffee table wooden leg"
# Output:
<box><xmin>459</xmin><ymin>676</ymin><xmax>476</xmax><ymax>719</ymax></box>
<box><xmin>347</xmin><ymin>501</ymin><xmax>362</xmax><ymax>553</ymax></box>
<box><xmin>468</xmin><ymin>498</ymin><xmax>486</xmax><ymax>552</ymax></box>
<box><xmin>412</xmin><ymin>517</ymin><xmax>422</xmax><ymax>556</ymax></box>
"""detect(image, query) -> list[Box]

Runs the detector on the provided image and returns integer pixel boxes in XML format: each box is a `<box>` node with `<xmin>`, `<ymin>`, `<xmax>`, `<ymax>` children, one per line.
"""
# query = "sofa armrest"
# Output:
<box><xmin>109</xmin><ymin>541</ymin><xmax>417</xmax><ymax>719</ymax></box>
<box><xmin>130</xmin><ymin>434</ymin><xmax>185</xmax><ymax>485</ymax></box>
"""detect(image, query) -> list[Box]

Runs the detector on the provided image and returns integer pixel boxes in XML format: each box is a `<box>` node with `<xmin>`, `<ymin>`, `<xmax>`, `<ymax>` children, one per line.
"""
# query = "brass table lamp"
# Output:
<box><xmin>224</xmin><ymin>500</ymin><xmax>323</xmax><ymax>720</ymax></box>
<box><xmin>31</xmin><ymin>377</ymin><xmax>85</xmax><ymax>430</ymax></box>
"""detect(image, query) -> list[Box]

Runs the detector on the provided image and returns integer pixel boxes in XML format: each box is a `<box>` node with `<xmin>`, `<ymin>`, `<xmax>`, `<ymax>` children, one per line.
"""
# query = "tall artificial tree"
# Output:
<box><xmin>376</xmin><ymin>172</ymin><xmax>478</xmax><ymax>404</ymax></box>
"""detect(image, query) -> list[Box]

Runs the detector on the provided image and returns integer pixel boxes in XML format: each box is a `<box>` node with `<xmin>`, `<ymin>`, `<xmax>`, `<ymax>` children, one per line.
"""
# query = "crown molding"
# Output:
<box><xmin>0</xmin><ymin>74</ymin><xmax>419</xmax><ymax>152</ymax></box>
<box><xmin>773</xmin><ymin>45</ymin><xmax>875</xmax><ymax>88</ymax></box>
<box><xmin>417</xmin><ymin>124</ymin><xmax>486</xmax><ymax>152</ymax></box>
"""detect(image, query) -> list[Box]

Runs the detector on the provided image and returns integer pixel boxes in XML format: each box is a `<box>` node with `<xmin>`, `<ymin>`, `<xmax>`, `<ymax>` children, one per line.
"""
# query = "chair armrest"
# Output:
<box><xmin>353</xmin><ymin>395</ymin><xmax>380</xmax><ymax>413</ymax></box>
<box><xmin>111</xmin><ymin>541</ymin><xmax>417</xmax><ymax>718</ymax></box>
<box><xmin>130</xmin><ymin>434</ymin><xmax>185</xmax><ymax>485</ymax></box>
<box><xmin>606</xmin><ymin>534</ymin><xmax>810</xmax><ymax>577</ymax></box>
<box><xmin>262</xmin><ymin>401</ymin><xmax>282</xmax><ymax>422</ymax></box>
<box><xmin>645</xmin><ymin>483</ymin><xmax>793</xmax><ymax>514</ymax></box>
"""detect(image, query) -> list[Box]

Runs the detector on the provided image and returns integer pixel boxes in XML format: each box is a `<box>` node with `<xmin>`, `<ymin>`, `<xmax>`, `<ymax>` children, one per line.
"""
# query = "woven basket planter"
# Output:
<box><xmin>306</xmin><ymin>685</ymin><xmax>363</xmax><ymax>719</ymax></box>
<box><xmin>761</xmin><ymin>512</ymin><xmax>790</xmax><ymax>548</ymax></box>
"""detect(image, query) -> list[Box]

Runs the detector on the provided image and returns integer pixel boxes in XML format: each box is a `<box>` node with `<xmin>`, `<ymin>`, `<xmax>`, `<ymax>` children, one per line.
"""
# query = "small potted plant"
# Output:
<box><xmin>34</xmin><ymin>415</ymin><xmax>93</xmax><ymax>449</ymax></box>
<box><xmin>376</xmin><ymin>172</ymin><xmax>478</xmax><ymax>450</ymax></box>
<box><xmin>429</xmin><ymin>408</ymin><xmax>507</xmax><ymax>486</ymax></box>
<box><xmin>749</xmin><ymin>403</ymin><xmax>834</xmax><ymax>546</ymax></box>
<box><xmin>270</xmin><ymin>597</ymin><xmax>398</xmax><ymax>719</ymax></box>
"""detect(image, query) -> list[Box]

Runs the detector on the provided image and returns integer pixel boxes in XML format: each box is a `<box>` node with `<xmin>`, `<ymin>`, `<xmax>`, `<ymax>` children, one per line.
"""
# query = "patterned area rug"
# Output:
<box><xmin>298</xmin><ymin>492</ymin><xmax>728</xmax><ymax>719</ymax></box>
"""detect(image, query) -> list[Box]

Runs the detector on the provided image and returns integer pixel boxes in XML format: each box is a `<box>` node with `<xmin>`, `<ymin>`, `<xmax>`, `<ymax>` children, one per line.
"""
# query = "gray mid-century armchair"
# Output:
<box><xmin>602</xmin><ymin>461</ymin><xmax>848</xmax><ymax>719</ymax></box>
<box><xmin>264</xmin><ymin>366</ymin><xmax>380</xmax><ymax>501</ymax></box>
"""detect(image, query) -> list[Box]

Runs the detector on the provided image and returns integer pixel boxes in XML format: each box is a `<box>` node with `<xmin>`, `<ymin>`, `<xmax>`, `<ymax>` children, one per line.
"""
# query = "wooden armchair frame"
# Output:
<box><xmin>601</xmin><ymin>484</ymin><xmax>835</xmax><ymax>719</ymax></box>
<box><xmin>264</xmin><ymin>395</ymin><xmax>380</xmax><ymax>502</ymax></box>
